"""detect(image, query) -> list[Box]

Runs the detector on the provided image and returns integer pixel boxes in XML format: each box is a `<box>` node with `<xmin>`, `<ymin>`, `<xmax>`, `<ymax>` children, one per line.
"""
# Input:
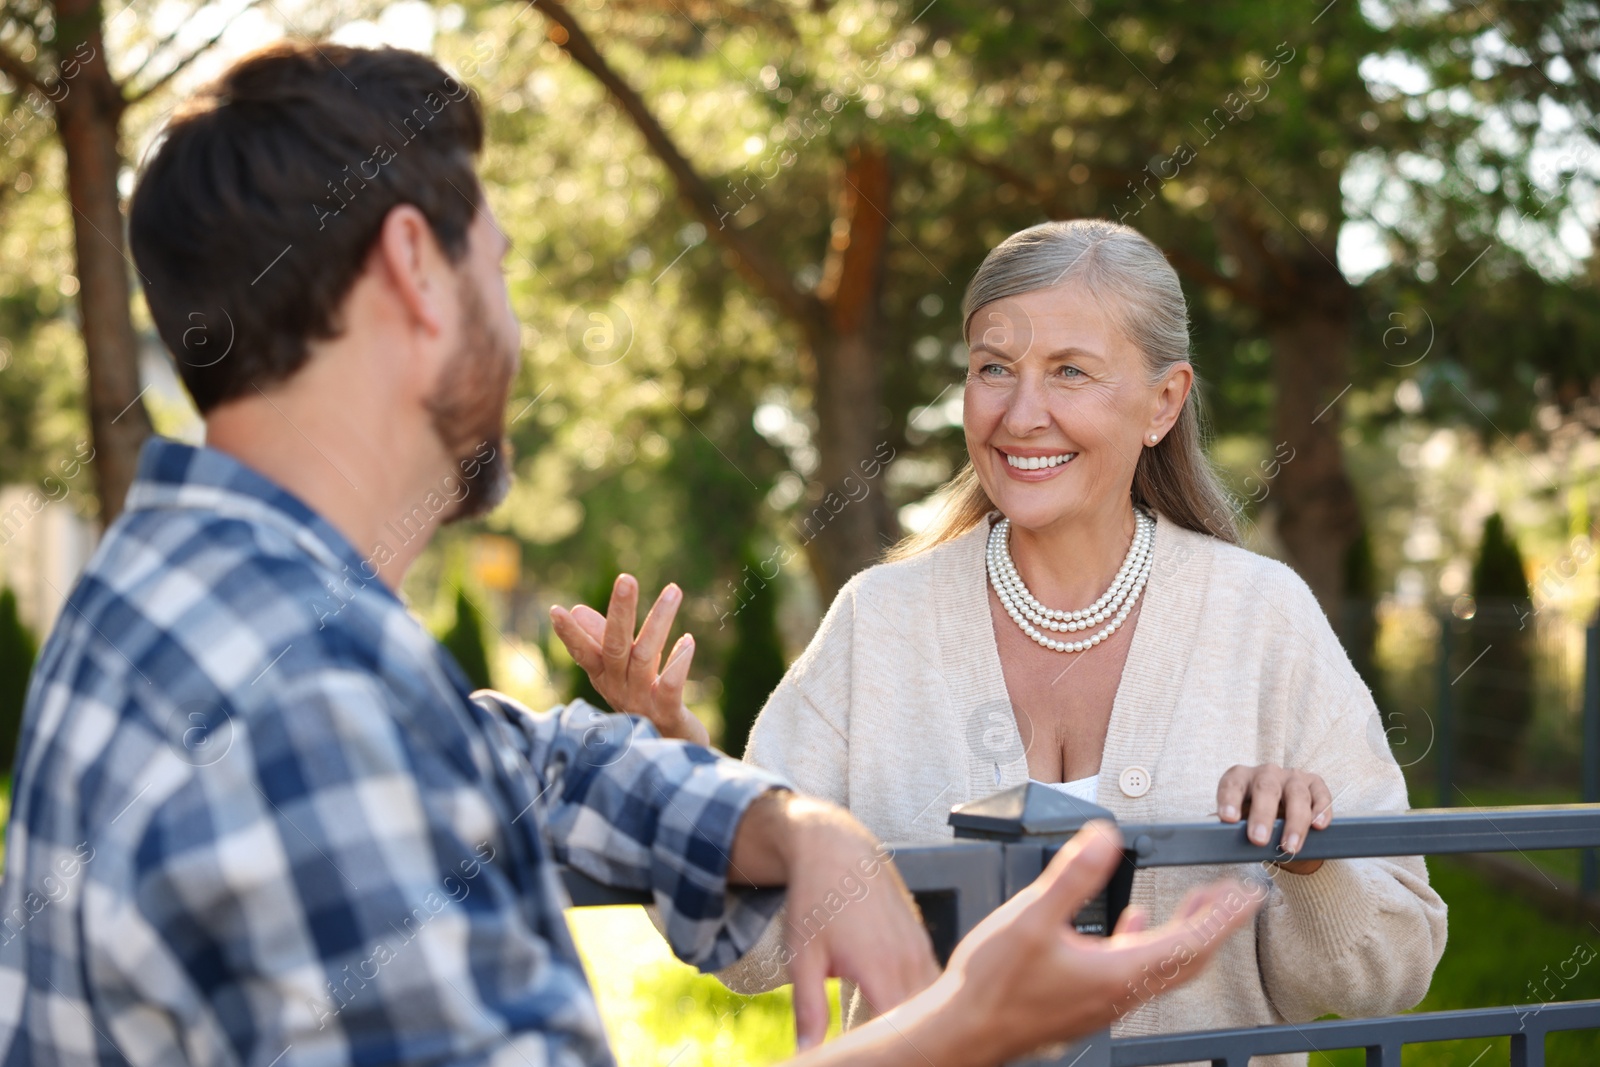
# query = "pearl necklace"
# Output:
<box><xmin>986</xmin><ymin>507</ymin><xmax>1155</xmax><ymax>653</ymax></box>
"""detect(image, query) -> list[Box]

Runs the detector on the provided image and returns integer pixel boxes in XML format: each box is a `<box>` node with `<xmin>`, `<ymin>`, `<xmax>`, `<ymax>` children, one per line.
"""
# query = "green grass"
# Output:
<box><xmin>1291</xmin><ymin>857</ymin><xmax>1599</xmax><ymax>1066</ymax></box>
<box><xmin>566</xmin><ymin>906</ymin><xmax>840</xmax><ymax>1066</ymax></box>
<box><xmin>573</xmin><ymin>859</ymin><xmax>1600</xmax><ymax>1066</ymax></box>
<box><xmin>1416</xmin><ymin>782</ymin><xmax>1596</xmax><ymax>886</ymax></box>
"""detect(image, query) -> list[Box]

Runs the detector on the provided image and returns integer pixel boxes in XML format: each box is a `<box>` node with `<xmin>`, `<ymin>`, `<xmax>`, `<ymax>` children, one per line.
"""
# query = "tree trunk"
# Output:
<box><xmin>53</xmin><ymin>0</ymin><xmax>149</xmax><ymax>525</ymax></box>
<box><xmin>802</xmin><ymin>144</ymin><xmax>898</xmax><ymax>599</ymax></box>
<box><xmin>1265</xmin><ymin>253</ymin><xmax>1363</xmax><ymax>617</ymax></box>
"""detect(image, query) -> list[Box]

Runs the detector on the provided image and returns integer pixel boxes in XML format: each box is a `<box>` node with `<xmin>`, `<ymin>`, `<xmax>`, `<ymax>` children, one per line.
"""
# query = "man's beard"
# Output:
<box><xmin>427</xmin><ymin>278</ymin><xmax>517</xmax><ymax>523</ymax></box>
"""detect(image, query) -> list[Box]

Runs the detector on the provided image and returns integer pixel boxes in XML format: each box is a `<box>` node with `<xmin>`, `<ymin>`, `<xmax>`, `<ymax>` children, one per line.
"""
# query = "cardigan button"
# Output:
<box><xmin>1118</xmin><ymin>766</ymin><xmax>1151</xmax><ymax>798</ymax></box>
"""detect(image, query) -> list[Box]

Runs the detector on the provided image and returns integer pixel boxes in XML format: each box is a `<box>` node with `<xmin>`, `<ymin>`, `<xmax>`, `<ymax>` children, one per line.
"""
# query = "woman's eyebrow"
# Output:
<box><xmin>1040</xmin><ymin>345</ymin><xmax>1104</xmax><ymax>362</ymax></box>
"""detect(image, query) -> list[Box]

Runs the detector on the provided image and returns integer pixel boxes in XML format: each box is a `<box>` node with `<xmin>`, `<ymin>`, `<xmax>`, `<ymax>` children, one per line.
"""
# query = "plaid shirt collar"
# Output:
<box><xmin>126</xmin><ymin>436</ymin><xmax>384</xmax><ymax>589</ymax></box>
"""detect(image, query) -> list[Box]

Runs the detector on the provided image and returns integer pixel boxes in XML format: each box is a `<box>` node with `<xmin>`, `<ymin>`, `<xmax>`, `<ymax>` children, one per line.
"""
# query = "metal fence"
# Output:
<box><xmin>1359</xmin><ymin>601</ymin><xmax>1593</xmax><ymax>804</ymax></box>
<box><xmin>1353</xmin><ymin>599</ymin><xmax>1600</xmax><ymax>896</ymax></box>
<box><xmin>562</xmin><ymin>782</ymin><xmax>1600</xmax><ymax>1067</ymax></box>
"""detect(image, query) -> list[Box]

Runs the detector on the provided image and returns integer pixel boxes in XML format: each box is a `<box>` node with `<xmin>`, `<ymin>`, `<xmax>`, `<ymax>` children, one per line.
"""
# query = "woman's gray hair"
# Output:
<box><xmin>962</xmin><ymin>219</ymin><xmax>1190</xmax><ymax>378</ymax></box>
<box><xmin>889</xmin><ymin>218</ymin><xmax>1240</xmax><ymax>560</ymax></box>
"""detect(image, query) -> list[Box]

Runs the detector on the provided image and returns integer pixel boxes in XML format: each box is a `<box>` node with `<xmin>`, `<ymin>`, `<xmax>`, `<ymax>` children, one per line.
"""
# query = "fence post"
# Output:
<box><xmin>1437</xmin><ymin>610</ymin><xmax>1456</xmax><ymax>809</ymax></box>
<box><xmin>1582</xmin><ymin>619</ymin><xmax>1600</xmax><ymax>898</ymax></box>
<box><xmin>949</xmin><ymin>783</ymin><xmax>1122</xmax><ymax>1067</ymax></box>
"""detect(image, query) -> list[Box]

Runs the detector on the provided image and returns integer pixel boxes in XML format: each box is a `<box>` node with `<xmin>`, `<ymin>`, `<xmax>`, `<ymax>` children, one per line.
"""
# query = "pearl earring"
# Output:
<box><xmin>1149</xmin><ymin>434</ymin><xmax>1159</xmax><ymax>443</ymax></box>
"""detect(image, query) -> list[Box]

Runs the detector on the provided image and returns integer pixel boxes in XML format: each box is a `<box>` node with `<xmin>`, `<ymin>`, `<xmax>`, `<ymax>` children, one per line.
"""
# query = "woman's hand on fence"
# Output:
<box><xmin>1215</xmin><ymin>763</ymin><xmax>1333</xmax><ymax>875</ymax></box>
<box><xmin>549</xmin><ymin>574</ymin><xmax>710</xmax><ymax>747</ymax></box>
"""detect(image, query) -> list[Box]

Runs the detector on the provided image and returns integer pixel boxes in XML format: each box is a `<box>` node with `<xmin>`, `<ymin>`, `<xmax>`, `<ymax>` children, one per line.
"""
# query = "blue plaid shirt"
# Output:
<box><xmin>0</xmin><ymin>437</ymin><xmax>788</xmax><ymax>1067</ymax></box>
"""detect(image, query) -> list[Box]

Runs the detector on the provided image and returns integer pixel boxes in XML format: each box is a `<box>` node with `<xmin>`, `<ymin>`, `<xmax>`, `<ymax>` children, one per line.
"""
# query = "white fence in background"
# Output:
<box><xmin>0</xmin><ymin>485</ymin><xmax>96</xmax><ymax>639</ymax></box>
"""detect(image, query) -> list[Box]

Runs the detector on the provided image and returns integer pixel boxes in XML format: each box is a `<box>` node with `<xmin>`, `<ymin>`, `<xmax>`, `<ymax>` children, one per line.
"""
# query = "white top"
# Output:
<box><xmin>718</xmin><ymin>510</ymin><xmax>1446</xmax><ymax>1062</ymax></box>
<box><xmin>1030</xmin><ymin>774</ymin><xmax>1099</xmax><ymax>804</ymax></box>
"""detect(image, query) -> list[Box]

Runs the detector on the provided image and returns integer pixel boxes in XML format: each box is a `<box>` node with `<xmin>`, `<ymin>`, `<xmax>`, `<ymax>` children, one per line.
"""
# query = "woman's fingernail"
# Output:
<box><xmin>664</xmin><ymin>584</ymin><xmax>680</xmax><ymax>603</ymax></box>
<box><xmin>1221</xmin><ymin>805</ymin><xmax>1238</xmax><ymax>820</ymax></box>
<box><xmin>1250</xmin><ymin>825</ymin><xmax>1268</xmax><ymax>844</ymax></box>
<box><xmin>1284</xmin><ymin>834</ymin><xmax>1300</xmax><ymax>852</ymax></box>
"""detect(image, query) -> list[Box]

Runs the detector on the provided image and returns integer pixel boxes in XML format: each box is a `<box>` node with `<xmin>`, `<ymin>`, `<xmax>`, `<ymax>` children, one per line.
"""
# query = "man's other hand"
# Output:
<box><xmin>730</xmin><ymin>791</ymin><xmax>941</xmax><ymax>1050</ymax></box>
<box><xmin>785</xmin><ymin>820</ymin><xmax>1260</xmax><ymax>1067</ymax></box>
<box><xmin>934</xmin><ymin>820</ymin><xmax>1260</xmax><ymax>1061</ymax></box>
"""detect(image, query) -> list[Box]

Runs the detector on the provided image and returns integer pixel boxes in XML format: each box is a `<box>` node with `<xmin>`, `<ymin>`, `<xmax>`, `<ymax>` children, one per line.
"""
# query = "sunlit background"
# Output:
<box><xmin>5</xmin><ymin>0</ymin><xmax>1600</xmax><ymax>1062</ymax></box>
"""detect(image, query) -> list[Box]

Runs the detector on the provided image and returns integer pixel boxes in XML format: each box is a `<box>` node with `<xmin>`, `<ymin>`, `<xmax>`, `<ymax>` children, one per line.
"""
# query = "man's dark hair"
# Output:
<box><xmin>129</xmin><ymin>41</ymin><xmax>485</xmax><ymax>413</ymax></box>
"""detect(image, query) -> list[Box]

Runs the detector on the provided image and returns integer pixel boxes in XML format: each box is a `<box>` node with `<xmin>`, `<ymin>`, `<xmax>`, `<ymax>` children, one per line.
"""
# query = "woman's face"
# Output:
<box><xmin>963</xmin><ymin>282</ymin><xmax>1191</xmax><ymax>533</ymax></box>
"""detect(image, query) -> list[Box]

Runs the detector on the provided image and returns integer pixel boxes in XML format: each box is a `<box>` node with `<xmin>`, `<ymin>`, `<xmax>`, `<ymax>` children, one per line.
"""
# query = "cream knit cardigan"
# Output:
<box><xmin>718</xmin><ymin>511</ymin><xmax>1447</xmax><ymax>1066</ymax></box>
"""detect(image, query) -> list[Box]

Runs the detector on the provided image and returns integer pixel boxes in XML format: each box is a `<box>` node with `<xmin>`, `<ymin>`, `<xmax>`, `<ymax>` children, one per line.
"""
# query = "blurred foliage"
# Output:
<box><xmin>1</xmin><ymin>0</ymin><xmax>1599</xmax><ymax>705</ymax></box>
<box><xmin>0</xmin><ymin>136</ymin><xmax>92</xmax><ymax>494</ymax></box>
<box><xmin>718</xmin><ymin>545</ymin><xmax>788</xmax><ymax>756</ymax></box>
<box><xmin>1473</xmin><ymin>512</ymin><xmax>1533</xmax><ymax>601</ymax></box>
<box><xmin>1461</xmin><ymin>512</ymin><xmax>1534</xmax><ymax>776</ymax></box>
<box><xmin>1341</xmin><ymin>523</ymin><xmax>1390</xmax><ymax>709</ymax></box>
<box><xmin>421</xmin><ymin>0</ymin><xmax>1600</xmax><ymax>644</ymax></box>
<box><xmin>0</xmin><ymin>587</ymin><xmax>36</xmax><ymax>775</ymax></box>
<box><xmin>439</xmin><ymin>584</ymin><xmax>495</xmax><ymax>690</ymax></box>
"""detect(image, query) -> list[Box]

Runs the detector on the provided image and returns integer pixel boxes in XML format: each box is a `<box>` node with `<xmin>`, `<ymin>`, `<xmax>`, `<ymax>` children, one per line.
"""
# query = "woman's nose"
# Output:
<box><xmin>1002</xmin><ymin>373</ymin><xmax>1052</xmax><ymax>436</ymax></box>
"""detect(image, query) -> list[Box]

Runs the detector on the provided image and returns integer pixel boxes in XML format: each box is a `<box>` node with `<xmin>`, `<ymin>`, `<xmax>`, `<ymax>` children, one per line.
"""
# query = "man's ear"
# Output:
<box><xmin>373</xmin><ymin>203</ymin><xmax>450</xmax><ymax>338</ymax></box>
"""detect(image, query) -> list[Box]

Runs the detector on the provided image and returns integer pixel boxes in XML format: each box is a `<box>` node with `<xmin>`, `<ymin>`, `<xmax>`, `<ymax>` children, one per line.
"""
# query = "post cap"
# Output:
<box><xmin>948</xmin><ymin>781</ymin><xmax>1118</xmax><ymax>842</ymax></box>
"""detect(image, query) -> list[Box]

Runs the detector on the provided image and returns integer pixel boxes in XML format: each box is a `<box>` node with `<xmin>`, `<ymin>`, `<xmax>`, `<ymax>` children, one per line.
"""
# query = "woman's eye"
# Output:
<box><xmin>1059</xmin><ymin>365</ymin><xmax>1083</xmax><ymax>378</ymax></box>
<box><xmin>977</xmin><ymin>363</ymin><xmax>1008</xmax><ymax>377</ymax></box>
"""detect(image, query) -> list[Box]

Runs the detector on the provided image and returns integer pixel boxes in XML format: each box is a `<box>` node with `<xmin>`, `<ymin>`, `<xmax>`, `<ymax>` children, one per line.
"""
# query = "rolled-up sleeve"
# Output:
<box><xmin>472</xmin><ymin>693</ymin><xmax>792</xmax><ymax>971</ymax></box>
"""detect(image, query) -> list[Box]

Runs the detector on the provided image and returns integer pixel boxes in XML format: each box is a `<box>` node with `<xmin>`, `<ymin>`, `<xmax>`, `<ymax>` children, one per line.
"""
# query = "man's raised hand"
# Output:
<box><xmin>549</xmin><ymin>573</ymin><xmax>709</xmax><ymax>746</ymax></box>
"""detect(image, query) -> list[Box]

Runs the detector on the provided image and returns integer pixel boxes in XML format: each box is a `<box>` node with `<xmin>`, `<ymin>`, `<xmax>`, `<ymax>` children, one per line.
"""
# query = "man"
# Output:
<box><xmin>0</xmin><ymin>41</ymin><xmax>1253</xmax><ymax>1067</ymax></box>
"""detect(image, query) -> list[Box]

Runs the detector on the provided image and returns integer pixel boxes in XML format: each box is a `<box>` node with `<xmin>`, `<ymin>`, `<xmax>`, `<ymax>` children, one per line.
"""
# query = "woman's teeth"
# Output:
<box><xmin>1005</xmin><ymin>452</ymin><xmax>1076</xmax><ymax>470</ymax></box>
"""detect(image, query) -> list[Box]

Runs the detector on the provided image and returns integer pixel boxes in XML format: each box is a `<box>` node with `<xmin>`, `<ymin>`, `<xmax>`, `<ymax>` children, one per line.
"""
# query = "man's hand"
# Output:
<box><xmin>935</xmin><ymin>822</ymin><xmax>1258</xmax><ymax>1056</ymax></box>
<box><xmin>730</xmin><ymin>791</ymin><xmax>941</xmax><ymax>1050</ymax></box>
<box><xmin>549</xmin><ymin>574</ymin><xmax>709</xmax><ymax>746</ymax></box>
<box><xmin>788</xmin><ymin>822</ymin><xmax>1260</xmax><ymax>1067</ymax></box>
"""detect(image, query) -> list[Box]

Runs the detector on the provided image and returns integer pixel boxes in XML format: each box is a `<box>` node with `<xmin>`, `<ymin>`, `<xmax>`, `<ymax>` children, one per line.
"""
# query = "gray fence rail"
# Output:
<box><xmin>560</xmin><ymin>783</ymin><xmax>1600</xmax><ymax>1066</ymax></box>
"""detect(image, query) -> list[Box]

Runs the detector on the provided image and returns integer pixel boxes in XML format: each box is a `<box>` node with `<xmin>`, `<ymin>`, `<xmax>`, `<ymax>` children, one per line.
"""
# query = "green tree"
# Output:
<box><xmin>312</xmin><ymin>0</ymin><xmax>1600</xmax><ymax>635</ymax></box>
<box><xmin>0</xmin><ymin>0</ymin><xmax>271</xmax><ymax>520</ymax></box>
<box><xmin>1461</xmin><ymin>512</ymin><xmax>1534</xmax><ymax>777</ymax></box>
<box><xmin>0</xmin><ymin>587</ymin><xmax>38</xmax><ymax>774</ymax></box>
<box><xmin>1340</xmin><ymin>522</ymin><xmax>1388</xmax><ymax>712</ymax></box>
<box><xmin>1472</xmin><ymin>514</ymin><xmax>1532</xmax><ymax>603</ymax></box>
<box><xmin>440</xmin><ymin>585</ymin><xmax>495</xmax><ymax>692</ymax></box>
<box><xmin>718</xmin><ymin>548</ymin><xmax>788</xmax><ymax>757</ymax></box>
<box><xmin>913</xmin><ymin>0</ymin><xmax>1600</xmax><ymax>613</ymax></box>
<box><xmin>528</xmin><ymin>0</ymin><xmax>905</xmax><ymax>600</ymax></box>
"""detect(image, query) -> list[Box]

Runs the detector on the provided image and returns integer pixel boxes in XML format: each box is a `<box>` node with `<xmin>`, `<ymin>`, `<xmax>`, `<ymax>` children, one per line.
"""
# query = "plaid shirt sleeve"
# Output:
<box><xmin>104</xmin><ymin>668</ymin><xmax>787</xmax><ymax>1067</ymax></box>
<box><xmin>471</xmin><ymin>693</ymin><xmax>791</xmax><ymax>968</ymax></box>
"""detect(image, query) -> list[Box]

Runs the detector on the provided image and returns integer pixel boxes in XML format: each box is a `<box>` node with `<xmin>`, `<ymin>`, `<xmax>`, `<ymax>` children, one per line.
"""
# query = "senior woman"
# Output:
<box><xmin>551</xmin><ymin>219</ymin><xmax>1446</xmax><ymax>1061</ymax></box>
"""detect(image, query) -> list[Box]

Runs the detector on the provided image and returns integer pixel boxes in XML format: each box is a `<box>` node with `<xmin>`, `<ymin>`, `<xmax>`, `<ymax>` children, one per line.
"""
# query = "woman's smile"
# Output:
<box><xmin>996</xmin><ymin>446</ymin><xmax>1079</xmax><ymax>480</ymax></box>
